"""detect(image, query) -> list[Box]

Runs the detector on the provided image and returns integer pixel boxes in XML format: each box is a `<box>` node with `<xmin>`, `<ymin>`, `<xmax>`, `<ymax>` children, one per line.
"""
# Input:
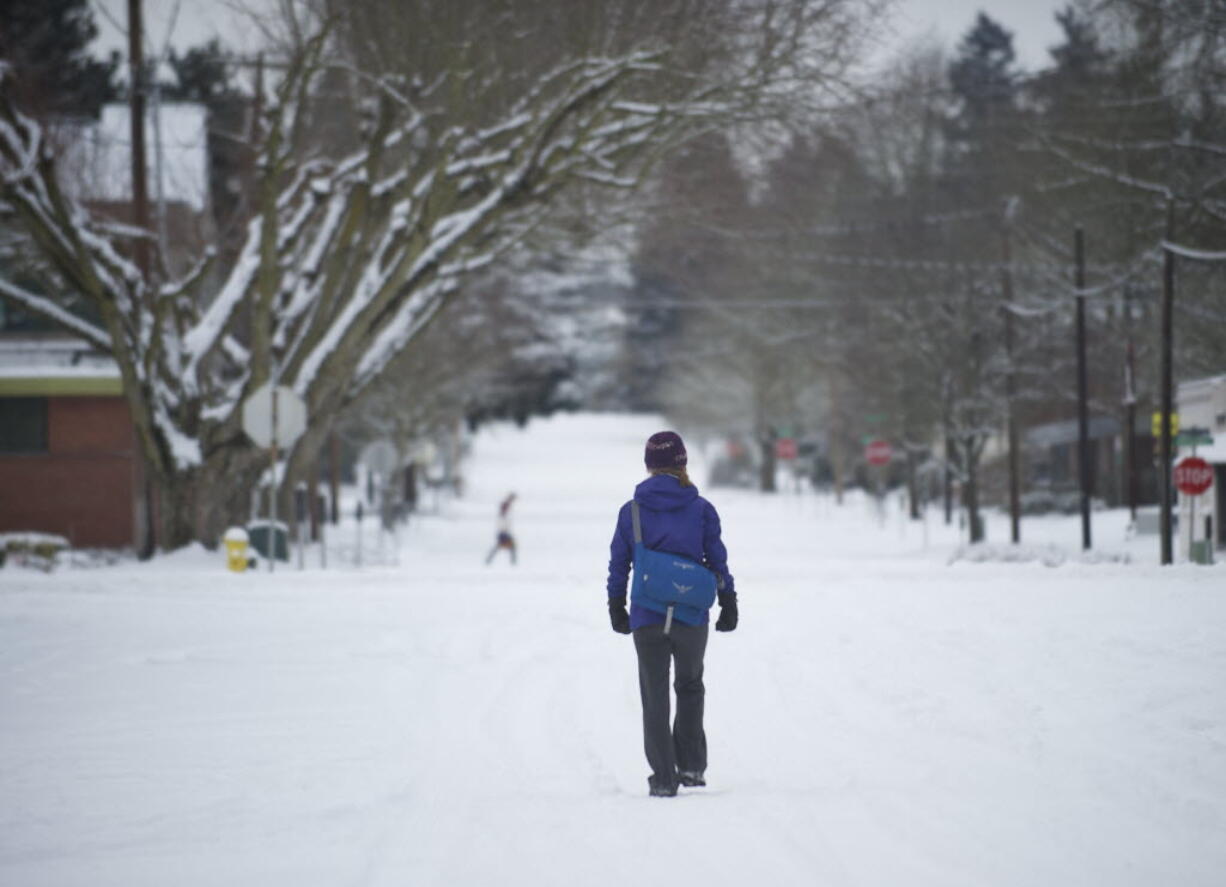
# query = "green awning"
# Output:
<box><xmin>0</xmin><ymin>376</ymin><xmax>124</xmax><ymax>396</ymax></box>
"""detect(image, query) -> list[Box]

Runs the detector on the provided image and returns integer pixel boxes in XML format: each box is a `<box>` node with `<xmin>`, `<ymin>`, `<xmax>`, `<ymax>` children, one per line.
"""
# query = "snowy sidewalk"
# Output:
<box><xmin>2</xmin><ymin>414</ymin><xmax>1224</xmax><ymax>886</ymax></box>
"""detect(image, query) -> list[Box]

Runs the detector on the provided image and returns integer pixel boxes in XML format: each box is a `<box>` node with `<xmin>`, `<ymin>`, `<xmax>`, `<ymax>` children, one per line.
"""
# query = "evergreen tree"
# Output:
<box><xmin>936</xmin><ymin>14</ymin><xmax>1025</xmax><ymax>540</ymax></box>
<box><xmin>948</xmin><ymin>13</ymin><xmax>1016</xmax><ymax>123</ymax></box>
<box><xmin>166</xmin><ymin>39</ymin><xmax>237</xmax><ymax>105</ymax></box>
<box><xmin>0</xmin><ymin>0</ymin><xmax>118</xmax><ymax>117</ymax></box>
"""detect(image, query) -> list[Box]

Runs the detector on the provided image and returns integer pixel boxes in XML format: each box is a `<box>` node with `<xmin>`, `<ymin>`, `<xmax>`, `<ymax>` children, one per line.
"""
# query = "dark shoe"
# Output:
<box><xmin>677</xmin><ymin>770</ymin><xmax>706</xmax><ymax>787</ymax></box>
<box><xmin>648</xmin><ymin>777</ymin><xmax>678</xmax><ymax>797</ymax></box>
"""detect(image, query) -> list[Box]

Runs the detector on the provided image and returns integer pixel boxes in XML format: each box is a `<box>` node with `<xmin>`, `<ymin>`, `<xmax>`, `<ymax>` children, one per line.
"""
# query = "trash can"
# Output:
<box><xmin>247</xmin><ymin>521</ymin><xmax>289</xmax><ymax>561</ymax></box>
<box><xmin>223</xmin><ymin>526</ymin><xmax>250</xmax><ymax>572</ymax></box>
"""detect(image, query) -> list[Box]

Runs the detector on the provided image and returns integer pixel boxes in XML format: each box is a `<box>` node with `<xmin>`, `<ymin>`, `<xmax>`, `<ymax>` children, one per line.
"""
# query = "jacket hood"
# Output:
<box><xmin>634</xmin><ymin>473</ymin><xmax>699</xmax><ymax>511</ymax></box>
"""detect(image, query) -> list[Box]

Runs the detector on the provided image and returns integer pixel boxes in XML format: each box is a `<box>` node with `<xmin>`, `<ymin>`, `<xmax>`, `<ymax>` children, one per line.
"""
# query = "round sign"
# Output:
<box><xmin>1174</xmin><ymin>456</ymin><xmax>1214</xmax><ymax>496</ymax></box>
<box><xmin>242</xmin><ymin>383</ymin><xmax>308</xmax><ymax>449</ymax></box>
<box><xmin>360</xmin><ymin>440</ymin><xmax>398</xmax><ymax>475</ymax></box>
<box><xmin>865</xmin><ymin>439</ymin><xmax>892</xmax><ymax>467</ymax></box>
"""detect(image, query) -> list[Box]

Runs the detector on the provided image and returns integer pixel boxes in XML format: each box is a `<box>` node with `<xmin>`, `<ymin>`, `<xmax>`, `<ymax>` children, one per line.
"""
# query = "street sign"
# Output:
<box><xmin>1176</xmin><ymin>428</ymin><xmax>1214</xmax><ymax>447</ymax></box>
<box><xmin>776</xmin><ymin>437</ymin><xmax>798</xmax><ymax>460</ymax></box>
<box><xmin>1152</xmin><ymin>411</ymin><xmax>1180</xmax><ymax>437</ymax></box>
<box><xmin>1174</xmin><ymin>457</ymin><xmax>1214</xmax><ymax>496</ymax></box>
<box><xmin>414</xmin><ymin>440</ymin><xmax>438</xmax><ymax>466</ymax></box>
<box><xmin>361</xmin><ymin>440</ymin><xmax>398</xmax><ymax>475</ymax></box>
<box><xmin>242</xmin><ymin>383</ymin><xmax>308</xmax><ymax>449</ymax></box>
<box><xmin>865</xmin><ymin>439</ymin><xmax>892</xmax><ymax>466</ymax></box>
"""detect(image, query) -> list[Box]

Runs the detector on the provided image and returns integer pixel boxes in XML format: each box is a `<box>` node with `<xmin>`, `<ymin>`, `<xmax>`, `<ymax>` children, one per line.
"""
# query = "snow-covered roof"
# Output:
<box><xmin>1177</xmin><ymin>440</ymin><xmax>1226</xmax><ymax>466</ymax></box>
<box><xmin>0</xmin><ymin>336</ymin><xmax>121</xmax><ymax>395</ymax></box>
<box><xmin>1177</xmin><ymin>372</ymin><xmax>1226</xmax><ymax>437</ymax></box>
<box><xmin>1177</xmin><ymin>373</ymin><xmax>1226</xmax><ymax>398</ymax></box>
<box><xmin>56</xmin><ymin>103</ymin><xmax>209</xmax><ymax>212</ymax></box>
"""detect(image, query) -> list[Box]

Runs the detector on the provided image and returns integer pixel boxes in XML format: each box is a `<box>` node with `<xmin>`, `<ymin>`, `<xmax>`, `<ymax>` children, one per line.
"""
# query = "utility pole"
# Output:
<box><xmin>128</xmin><ymin>0</ymin><xmax>156</xmax><ymax>559</ymax></box>
<box><xmin>1159</xmin><ymin>205</ymin><xmax>1176</xmax><ymax>565</ymax></box>
<box><xmin>1001</xmin><ymin>210</ymin><xmax>1021</xmax><ymax>544</ymax></box>
<box><xmin>1075</xmin><ymin>226</ymin><xmax>1091</xmax><ymax>550</ymax></box>
<box><xmin>1073</xmin><ymin>225</ymin><xmax>1093</xmax><ymax>552</ymax></box>
<box><xmin>1123</xmin><ymin>285</ymin><xmax>1138</xmax><ymax>523</ymax></box>
<box><xmin>943</xmin><ymin>425</ymin><xmax>954</xmax><ymax>526</ymax></box>
<box><xmin>127</xmin><ymin>0</ymin><xmax>151</xmax><ymax>278</ymax></box>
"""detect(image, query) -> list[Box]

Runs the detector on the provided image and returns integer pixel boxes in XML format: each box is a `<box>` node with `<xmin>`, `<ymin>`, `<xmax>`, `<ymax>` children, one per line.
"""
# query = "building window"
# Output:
<box><xmin>1217</xmin><ymin>412</ymin><xmax>1226</xmax><ymax>430</ymax></box>
<box><xmin>0</xmin><ymin>398</ymin><xmax>49</xmax><ymax>453</ymax></box>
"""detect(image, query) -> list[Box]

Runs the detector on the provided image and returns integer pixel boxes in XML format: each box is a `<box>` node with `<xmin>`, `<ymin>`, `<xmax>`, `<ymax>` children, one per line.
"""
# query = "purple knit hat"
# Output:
<box><xmin>644</xmin><ymin>430</ymin><xmax>687</xmax><ymax>470</ymax></box>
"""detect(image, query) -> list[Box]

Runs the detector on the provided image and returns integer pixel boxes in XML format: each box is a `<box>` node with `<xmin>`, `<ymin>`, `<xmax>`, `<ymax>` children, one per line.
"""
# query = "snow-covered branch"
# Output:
<box><xmin>0</xmin><ymin>275</ymin><xmax>110</xmax><ymax>349</ymax></box>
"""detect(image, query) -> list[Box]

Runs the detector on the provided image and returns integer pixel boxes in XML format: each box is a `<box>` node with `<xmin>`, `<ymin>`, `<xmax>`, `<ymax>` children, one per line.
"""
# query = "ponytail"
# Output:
<box><xmin>649</xmin><ymin>467</ymin><xmax>694</xmax><ymax>488</ymax></box>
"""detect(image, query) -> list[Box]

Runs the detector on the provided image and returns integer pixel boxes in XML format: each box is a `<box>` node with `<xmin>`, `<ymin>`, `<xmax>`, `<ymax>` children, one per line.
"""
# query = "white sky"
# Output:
<box><xmin>91</xmin><ymin>0</ymin><xmax>1068</xmax><ymax>75</ymax></box>
<box><xmin>91</xmin><ymin>0</ymin><xmax>271</xmax><ymax>65</ymax></box>
<box><xmin>886</xmin><ymin>0</ymin><xmax>1067</xmax><ymax>69</ymax></box>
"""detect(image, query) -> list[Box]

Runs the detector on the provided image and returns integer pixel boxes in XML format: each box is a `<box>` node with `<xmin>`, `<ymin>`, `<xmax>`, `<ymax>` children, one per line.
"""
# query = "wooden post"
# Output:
<box><xmin>127</xmin><ymin>0</ymin><xmax>157</xmax><ymax>559</ymax></box>
<box><xmin>1123</xmin><ymin>285</ymin><xmax>1138</xmax><ymax>522</ymax></box>
<box><xmin>1075</xmin><ymin>227</ymin><xmax>1091</xmax><ymax>550</ymax></box>
<box><xmin>329</xmin><ymin>432</ymin><xmax>341</xmax><ymax>524</ymax></box>
<box><xmin>1001</xmin><ymin>220</ymin><xmax>1021</xmax><ymax>543</ymax></box>
<box><xmin>1159</xmin><ymin>207</ymin><xmax>1176</xmax><ymax>565</ymax></box>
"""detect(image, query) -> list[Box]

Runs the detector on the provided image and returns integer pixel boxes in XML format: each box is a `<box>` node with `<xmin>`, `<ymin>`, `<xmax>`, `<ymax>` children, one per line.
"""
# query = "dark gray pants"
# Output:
<box><xmin>633</xmin><ymin>621</ymin><xmax>709</xmax><ymax>786</ymax></box>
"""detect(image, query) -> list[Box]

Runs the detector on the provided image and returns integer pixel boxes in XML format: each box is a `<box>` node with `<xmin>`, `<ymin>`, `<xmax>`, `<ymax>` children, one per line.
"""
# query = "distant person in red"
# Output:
<box><xmin>485</xmin><ymin>492</ymin><xmax>518</xmax><ymax>565</ymax></box>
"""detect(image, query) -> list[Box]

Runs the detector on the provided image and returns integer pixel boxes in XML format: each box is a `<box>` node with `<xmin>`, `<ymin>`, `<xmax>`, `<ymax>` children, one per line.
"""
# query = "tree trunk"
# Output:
<box><xmin>758</xmin><ymin>431</ymin><xmax>777</xmax><ymax>493</ymax></box>
<box><xmin>152</xmin><ymin>450</ymin><xmax>265</xmax><ymax>551</ymax></box>
<box><xmin>965</xmin><ymin>437</ymin><xmax>984</xmax><ymax>543</ymax></box>
<box><xmin>906</xmin><ymin>447</ymin><xmax>921</xmax><ymax>520</ymax></box>
<box><xmin>829</xmin><ymin>431</ymin><xmax>845</xmax><ymax>505</ymax></box>
<box><xmin>943</xmin><ymin>434</ymin><xmax>954</xmax><ymax>525</ymax></box>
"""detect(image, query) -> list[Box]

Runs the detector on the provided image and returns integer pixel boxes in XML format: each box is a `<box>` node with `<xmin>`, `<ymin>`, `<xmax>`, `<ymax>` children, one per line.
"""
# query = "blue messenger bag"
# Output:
<box><xmin>629</xmin><ymin>501</ymin><xmax>718</xmax><ymax>633</ymax></box>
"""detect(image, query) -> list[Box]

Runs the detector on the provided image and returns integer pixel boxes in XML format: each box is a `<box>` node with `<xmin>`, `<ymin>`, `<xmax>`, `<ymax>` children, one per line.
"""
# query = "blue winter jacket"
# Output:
<box><xmin>607</xmin><ymin>474</ymin><xmax>735</xmax><ymax>630</ymax></box>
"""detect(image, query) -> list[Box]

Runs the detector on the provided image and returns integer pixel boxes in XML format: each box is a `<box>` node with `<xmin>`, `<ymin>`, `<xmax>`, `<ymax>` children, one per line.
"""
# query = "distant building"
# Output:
<box><xmin>51</xmin><ymin>101</ymin><xmax>213</xmax><ymax>273</ymax></box>
<box><xmin>1022</xmin><ymin>415</ymin><xmax>1158</xmax><ymax>509</ymax></box>
<box><xmin>56</xmin><ymin>102</ymin><xmax>210</xmax><ymax>210</ymax></box>
<box><xmin>0</xmin><ymin>102</ymin><xmax>211</xmax><ymax>549</ymax></box>
<box><xmin>0</xmin><ymin>336</ymin><xmax>144</xmax><ymax>548</ymax></box>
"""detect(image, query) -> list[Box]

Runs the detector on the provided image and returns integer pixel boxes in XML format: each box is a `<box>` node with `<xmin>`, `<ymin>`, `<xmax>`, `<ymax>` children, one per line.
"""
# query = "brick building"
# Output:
<box><xmin>0</xmin><ymin>337</ymin><xmax>144</xmax><ymax>548</ymax></box>
<box><xmin>0</xmin><ymin>101</ymin><xmax>210</xmax><ymax>551</ymax></box>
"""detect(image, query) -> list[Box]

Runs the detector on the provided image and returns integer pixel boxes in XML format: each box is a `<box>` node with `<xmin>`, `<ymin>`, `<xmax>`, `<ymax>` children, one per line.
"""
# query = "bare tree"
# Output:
<box><xmin>0</xmin><ymin>0</ymin><xmax>881</xmax><ymax>547</ymax></box>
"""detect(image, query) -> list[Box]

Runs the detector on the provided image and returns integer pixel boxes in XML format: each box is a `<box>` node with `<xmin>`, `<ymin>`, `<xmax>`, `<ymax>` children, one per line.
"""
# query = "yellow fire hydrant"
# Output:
<box><xmin>223</xmin><ymin>526</ymin><xmax>250</xmax><ymax>573</ymax></box>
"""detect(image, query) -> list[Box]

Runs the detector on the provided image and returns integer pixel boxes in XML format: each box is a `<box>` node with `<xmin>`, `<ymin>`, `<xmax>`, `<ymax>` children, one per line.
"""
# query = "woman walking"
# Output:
<box><xmin>606</xmin><ymin>431</ymin><xmax>737</xmax><ymax>797</ymax></box>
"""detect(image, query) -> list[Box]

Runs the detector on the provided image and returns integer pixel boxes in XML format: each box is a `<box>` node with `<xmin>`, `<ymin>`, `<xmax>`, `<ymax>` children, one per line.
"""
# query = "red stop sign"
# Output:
<box><xmin>865</xmin><ymin>439</ymin><xmax>892</xmax><ymax>466</ymax></box>
<box><xmin>776</xmin><ymin>438</ymin><xmax>798</xmax><ymax>460</ymax></box>
<box><xmin>1174</xmin><ymin>457</ymin><xmax>1214</xmax><ymax>496</ymax></box>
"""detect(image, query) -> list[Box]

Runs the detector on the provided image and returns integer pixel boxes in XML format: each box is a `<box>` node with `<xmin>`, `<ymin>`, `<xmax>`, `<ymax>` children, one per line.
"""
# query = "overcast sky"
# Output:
<box><xmin>92</xmin><ymin>0</ymin><xmax>1068</xmax><ymax>74</ymax></box>
<box><xmin>886</xmin><ymin>0</ymin><xmax>1066</xmax><ymax>69</ymax></box>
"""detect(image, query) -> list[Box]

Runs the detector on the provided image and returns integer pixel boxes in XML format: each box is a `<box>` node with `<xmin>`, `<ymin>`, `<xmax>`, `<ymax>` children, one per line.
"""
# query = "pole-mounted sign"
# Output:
<box><xmin>776</xmin><ymin>438</ymin><xmax>798</xmax><ymax>461</ymax></box>
<box><xmin>1174</xmin><ymin>457</ymin><xmax>1214</xmax><ymax>497</ymax></box>
<box><xmin>242</xmin><ymin>383</ymin><xmax>308</xmax><ymax>450</ymax></box>
<box><xmin>242</xmin><ymin>382</ymin><xmax>308</xmax><ymax>572</ymax></box>
<box><xmin>865</xmin><ymin>439</ymin><xmax>892</xmax><ymax>467</ymax></box>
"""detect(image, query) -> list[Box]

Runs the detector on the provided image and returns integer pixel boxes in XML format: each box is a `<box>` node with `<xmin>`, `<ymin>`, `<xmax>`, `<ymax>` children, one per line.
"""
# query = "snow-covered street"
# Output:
<box><xmin>2</xmin><ymin>413</ymin><xmax>1224</xmax><ymax>886</ymax></box>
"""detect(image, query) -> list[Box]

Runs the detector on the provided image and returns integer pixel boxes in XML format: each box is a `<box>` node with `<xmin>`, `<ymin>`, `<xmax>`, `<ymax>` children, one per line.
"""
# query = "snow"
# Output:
<box><xmin>0</xmin><ymin>336</ymin><xmax>118</xmax><ymax>378</ymax></box>
<box><xmin>181</xmin><ymin>218</ymin><xmax>263</xmax><ymax>385</ymax></box>
<box><xmin>0</xmin><ymin>279</ymin><xmax>112</xmax><ymax>352</ymax></box>
<box><xmin>1163</xmin><ymin>241</ymin><xmax>1226</xmax><ymax>262</ymax></box>
<box><xmin>1</xmin><ymin>413</ymin><xmax>1224</xmax><ymax>886</ymax></box>
<box><xmin>0</xmin><ymin>531</ymin><xmax>70</xmax><ymax>548</ymax></box>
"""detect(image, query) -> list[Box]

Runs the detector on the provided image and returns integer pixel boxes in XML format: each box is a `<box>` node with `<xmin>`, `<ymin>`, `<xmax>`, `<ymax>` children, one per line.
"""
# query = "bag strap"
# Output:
<box><xmin>631</xmin><ymin>500</ymin><xmax>642</xmax><ymax>544</ymax></box>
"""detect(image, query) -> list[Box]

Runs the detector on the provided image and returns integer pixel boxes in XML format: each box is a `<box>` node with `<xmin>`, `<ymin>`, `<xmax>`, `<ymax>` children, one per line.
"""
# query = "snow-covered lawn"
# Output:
<box><xmin>2</xmin><ymin>414</ymin><xmax>1223</xmax><ymax>886</ymax></box>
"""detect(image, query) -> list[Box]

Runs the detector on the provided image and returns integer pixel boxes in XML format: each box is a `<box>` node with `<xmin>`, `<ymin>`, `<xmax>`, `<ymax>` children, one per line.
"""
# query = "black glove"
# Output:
<box><xmin>715</xmin><ymin>592</ymin><xmax>738</xmax><ymax>632</ymax></box>
<box><xmin>608</xmin><ymin>595</ymin><xmax>631</xmax><ymax>634</ymax></box>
